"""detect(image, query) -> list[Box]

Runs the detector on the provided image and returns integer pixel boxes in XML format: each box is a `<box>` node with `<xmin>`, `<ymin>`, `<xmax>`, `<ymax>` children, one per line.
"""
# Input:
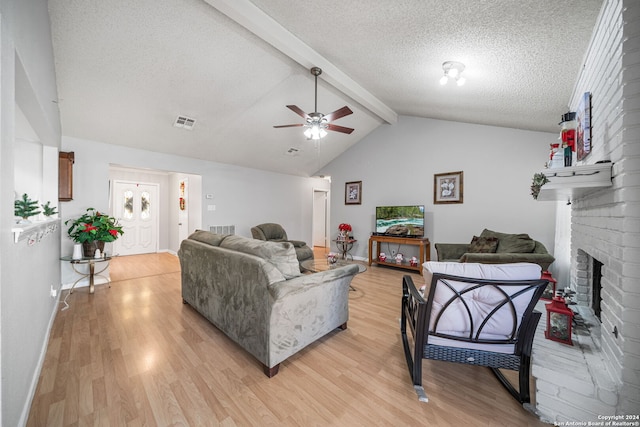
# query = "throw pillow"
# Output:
<box><xmin>468</xmin><ymin>236</ymin><xmax>499</xmax><ymax>253</ymax></box>
<box><xmin>480</xmin><ymin>228</ymin><xmax>536</xmax><ymax>253</ymax></box>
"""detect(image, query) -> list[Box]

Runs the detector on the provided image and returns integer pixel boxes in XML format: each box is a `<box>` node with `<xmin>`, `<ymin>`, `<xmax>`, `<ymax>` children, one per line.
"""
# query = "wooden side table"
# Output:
<box><xmin>368</xmin><ymin>235</ymin><xmax>430</xmax><ymax>274</ymax></box>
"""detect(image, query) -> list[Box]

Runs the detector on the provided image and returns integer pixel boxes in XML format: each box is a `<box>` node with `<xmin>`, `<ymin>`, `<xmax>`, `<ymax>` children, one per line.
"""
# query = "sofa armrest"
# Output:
<box><xmin>267</xmin><ymin>264</ymin><xmax>359</xmax><ymax>367</ymax></box>
<box><xmin>435</xmin><ymin>243</ymin><xmax>470</xmax><ymax>261</ymax></box>
<box><xmin>268</xmin><ymin>264</ymin><xmax>359</xmax><ymax>300</ymax></box>
<box><xmin>459</xmin><ymin>252</ymin><xmax>555</xmax><ymax>271</ymax></box>
<box><xmin>287</xmin><ymin>239</ymin><xmax>307</xmax><ymax>248</ymax></box>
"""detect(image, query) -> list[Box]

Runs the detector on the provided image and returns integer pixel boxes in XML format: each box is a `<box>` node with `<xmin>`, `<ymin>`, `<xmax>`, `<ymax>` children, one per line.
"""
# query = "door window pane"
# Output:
<box><xmin>141</xmin><ymin>191</ymin><xmax>150</xmax><ymax>219</ymax></box>
<box><xmin>123</xmin><ymin>190</ymin><xmax>133</xmax><ymax>219</ymax></box>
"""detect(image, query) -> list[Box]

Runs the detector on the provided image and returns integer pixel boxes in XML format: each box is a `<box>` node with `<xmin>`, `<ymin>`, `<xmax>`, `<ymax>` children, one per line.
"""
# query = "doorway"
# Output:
<box><xmin>312</xmin><ymin>189</ymin><xmax>329</xmax><ymax>248</ymax></box>
<box><xmin>111</xmin><ymin>180</ymin><xmax>159</xmax><ymax>256</ymax></box>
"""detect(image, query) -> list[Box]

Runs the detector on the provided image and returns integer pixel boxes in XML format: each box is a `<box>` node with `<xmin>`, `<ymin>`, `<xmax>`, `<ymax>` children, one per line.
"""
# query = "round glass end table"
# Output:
<box><xmin>61</xmin><ymin>255</ymin><xmax>112</xmax><ymax>295</ymax></box>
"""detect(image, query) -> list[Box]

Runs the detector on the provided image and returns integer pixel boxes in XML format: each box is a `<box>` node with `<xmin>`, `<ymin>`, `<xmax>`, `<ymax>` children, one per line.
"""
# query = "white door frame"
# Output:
<box><xmin>312</xmin><ymin>188</ymin><xmax>330</xmax><ymax>248</ymax></box>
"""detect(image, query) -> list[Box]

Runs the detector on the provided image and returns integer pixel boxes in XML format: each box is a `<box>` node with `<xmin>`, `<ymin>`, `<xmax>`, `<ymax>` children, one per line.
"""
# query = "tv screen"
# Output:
<box><xmin>375</xmin><ymin>205</ymin><xmax>425</xmax><ymax>237</ymax></box>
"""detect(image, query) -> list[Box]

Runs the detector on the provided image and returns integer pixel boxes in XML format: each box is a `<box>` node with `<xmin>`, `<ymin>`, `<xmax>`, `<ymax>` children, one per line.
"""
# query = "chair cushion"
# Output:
<box><xmin>421</xmin><ymin>262</ymin><xmax>542</xmax><ymax>352</ymax></box>
<box><xmin>468</xmin><ymin>236</ymin><xmax>498</xmax><ymax>253</ymax></box>
<box><xmin>254</xmin><ymin>223</ymin><xmax>287</xmax><ymax>241</ymax></box>
<box><xmin>220</xmin><ymin>235</ymin><xmax>301</xmax><ymax>279</ymax></box>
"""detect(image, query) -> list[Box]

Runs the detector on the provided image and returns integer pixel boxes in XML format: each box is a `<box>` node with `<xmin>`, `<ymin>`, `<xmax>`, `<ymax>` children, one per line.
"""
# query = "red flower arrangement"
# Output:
<box><xmin>338</xmin><ymin>223</ymin><xmax>352</xmax><ymax>233</ymax></box>
<box><xmin>65</xmin><ymin>208</ymin><xmax>124</xmax><ymax>243</ymax></box>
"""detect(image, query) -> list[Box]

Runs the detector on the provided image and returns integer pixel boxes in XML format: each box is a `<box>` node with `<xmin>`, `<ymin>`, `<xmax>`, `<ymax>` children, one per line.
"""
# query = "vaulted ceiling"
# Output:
<box><xmin>48</xmin><ymin>0</ymin><xmax>603</xmax><ymax>176</ymax></box>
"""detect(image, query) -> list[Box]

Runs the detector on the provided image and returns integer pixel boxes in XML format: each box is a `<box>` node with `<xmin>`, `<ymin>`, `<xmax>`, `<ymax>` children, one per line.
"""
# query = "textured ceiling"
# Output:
<box><xmin>48</xmin><ymin>0</ymin><xmax>603</xmax><ymax>176</ymax></box>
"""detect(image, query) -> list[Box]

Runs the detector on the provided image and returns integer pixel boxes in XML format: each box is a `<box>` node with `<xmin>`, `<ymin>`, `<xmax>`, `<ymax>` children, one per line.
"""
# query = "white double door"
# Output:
<box><xmin>112</xmin><ymin>181</ymin><xmax>159</xmax><ymax>256</ymax></box>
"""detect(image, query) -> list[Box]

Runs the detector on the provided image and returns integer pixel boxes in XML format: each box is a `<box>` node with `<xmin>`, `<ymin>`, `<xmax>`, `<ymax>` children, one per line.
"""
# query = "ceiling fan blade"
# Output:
<box><xmin>327</xmin><ymin>123</ymin><xmax>355</xmax><ymax>134</ymax></box>
<box><xmin>286</xmin><ymin>105</ymin><xmax>310</xmax><ymax>119</ymax></box>
<box><xmin>273</xmin><ymin>123</ymin><xmax>304</xmax><ymax>128</ymax></box>
<box><xmin>324</xmin><ymin>106</ymin><xmax>353</xmax><ymax>122</ymax></box>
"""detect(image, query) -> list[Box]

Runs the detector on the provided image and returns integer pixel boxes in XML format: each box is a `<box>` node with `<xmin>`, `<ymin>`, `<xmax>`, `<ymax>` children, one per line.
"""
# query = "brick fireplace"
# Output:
<box><xmin>530</xmin><ymin>0</ymin><xmax>639</xmax><ymax>422</ymax></box>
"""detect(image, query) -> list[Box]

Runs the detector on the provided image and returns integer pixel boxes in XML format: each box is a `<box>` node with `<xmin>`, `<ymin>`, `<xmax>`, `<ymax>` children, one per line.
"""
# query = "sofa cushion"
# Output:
<box><xmin>480</xmin><ymin>228</ymin><xmax>536</xmax><ymax>253</ymax></box>
<box><xmin>220</xmin><ymin>235</ymin><xmax>301</xmax><ymax>279</ymax></box>
<box><xmin>188</xmin><ymin>230</ymin><xmax>228</xmax><ymax>246</ymax></box>
<box><xmin>468</xmin><ymin>236</ymin><xmax>498</xmax><ymax>253</ymax></box>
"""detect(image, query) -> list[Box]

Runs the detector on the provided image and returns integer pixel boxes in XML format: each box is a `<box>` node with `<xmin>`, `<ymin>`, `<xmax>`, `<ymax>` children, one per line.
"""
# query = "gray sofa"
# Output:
<box><xmin>435</xmin><ymin>228</ymin><xmax>555</xmax><ymax>271</ymax></box>
<box><xmin>178</xmin><ymin>230</ymin><xmax>359</xmax><ymax>377</ymax></box>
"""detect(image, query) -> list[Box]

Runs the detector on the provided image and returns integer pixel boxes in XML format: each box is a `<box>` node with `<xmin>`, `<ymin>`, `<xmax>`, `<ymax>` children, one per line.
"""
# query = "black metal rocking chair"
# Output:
<box><xmin>400</xmin><ymin>271</ymin><xmax>548</xmax><ymax>404</ymax></box>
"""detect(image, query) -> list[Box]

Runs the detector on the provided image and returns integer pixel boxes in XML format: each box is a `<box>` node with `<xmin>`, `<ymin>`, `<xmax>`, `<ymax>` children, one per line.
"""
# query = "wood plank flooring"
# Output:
<box><xmin>27</xmin><ymin>250</ymin><xmax>545</xmax><ymax>426</ymax></box>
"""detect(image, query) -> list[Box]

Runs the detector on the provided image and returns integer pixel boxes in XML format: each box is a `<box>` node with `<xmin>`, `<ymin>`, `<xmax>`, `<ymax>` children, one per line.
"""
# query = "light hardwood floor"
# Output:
<box><xmin>27</xmin><ymin>250</ymin><xmax>545</xmax><ymax>426</ymax></box>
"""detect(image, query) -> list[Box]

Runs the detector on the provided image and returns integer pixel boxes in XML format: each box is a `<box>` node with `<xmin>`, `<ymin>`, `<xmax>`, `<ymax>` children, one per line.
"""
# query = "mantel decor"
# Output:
<box><xmin>345</xmin><ymin>181</ymin><xmax>362</xmax><ymax>205</ymax></box>
<box><xmin>576</xmin><ymin>92</ymin><xmax>592</xmax><ymax>161</ymax></box>
<box><xmin>434</xmin><ymin>171</ymin><xmax>463</xmax><ymax>204</ymax></box>
<box><xmin>530</xmin><ymin>172</ymin><xmax>550</xmax><ymax>200</ymax></box>
<box><xmin>14</xmin><ymin>193</ymin><xmax>41</xmax><ymax>223</ymax></box>
<box><xmin>65</xmin><ymin>208</ymin><xmax>123</xmax><ymax>257</ymax></box>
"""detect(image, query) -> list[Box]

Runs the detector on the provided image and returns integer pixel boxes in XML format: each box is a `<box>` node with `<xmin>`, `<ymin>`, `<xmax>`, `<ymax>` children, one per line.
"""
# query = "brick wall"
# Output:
<box><xmin>554</xmin><ymin>0</ymin><xmax>640</xmax><ymax>417</ymax></box>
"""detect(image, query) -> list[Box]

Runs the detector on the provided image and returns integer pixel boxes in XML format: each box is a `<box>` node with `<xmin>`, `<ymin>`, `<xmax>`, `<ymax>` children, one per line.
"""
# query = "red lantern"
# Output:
<box><xmin>545</xmin><ymin>296</ymin><xmax>574</xmax><ymax>345</ymax></box>
<box><xmin>540</xmin><ymin>271</ymin><xmax>557</xmax><ymax>300</ymax></box>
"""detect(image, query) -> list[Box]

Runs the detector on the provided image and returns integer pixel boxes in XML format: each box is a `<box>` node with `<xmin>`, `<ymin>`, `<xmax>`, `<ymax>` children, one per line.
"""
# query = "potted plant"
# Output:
<box><xmin>14</xmin><ymin>193</ymin><xmax>41</xmax><ymax>223</ymax></box>
<box><xmin>531</xmin><ymin>172</ymin><xmax>550</xmax><ymax>200</ymax></box>
<box><xmin>338</xmin><ymin>223</ymin><xmax>352</xmax><ymax>240</ymax></box>
<box><xmin>41</xmin><ymin>201</ymin><xmax>58</xmax><ymax>218</ymax></box>
<box><xmin>65</xmin><ymin>208</ymin><xmax>124</xmax><ymax>257</ymax></box>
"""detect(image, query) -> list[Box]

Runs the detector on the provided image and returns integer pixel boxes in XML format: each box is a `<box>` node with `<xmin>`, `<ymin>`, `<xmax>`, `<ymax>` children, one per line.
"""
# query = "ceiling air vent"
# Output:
<box><xmin>174</xmin><ymin>115</ymin><xmax>196</xmax><ymax>130</ymax></box>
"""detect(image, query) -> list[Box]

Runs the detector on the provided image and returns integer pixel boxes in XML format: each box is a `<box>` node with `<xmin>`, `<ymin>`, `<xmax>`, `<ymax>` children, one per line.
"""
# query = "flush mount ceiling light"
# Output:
<box><xmin>439</xmin><ymin>61</ymin><xmax>466</xmax><ymax>86</ymax></box>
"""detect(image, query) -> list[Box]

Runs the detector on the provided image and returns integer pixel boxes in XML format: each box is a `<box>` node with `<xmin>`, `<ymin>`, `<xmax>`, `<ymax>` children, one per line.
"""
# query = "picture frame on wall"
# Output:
<box><xmin>576</xmin><ymin>92</ymin><xmax>592</xmax><ymax>161</ymax></box>
<box><xmin>345</xmin><ymin>181</ymin><xmax>362</xmax><ymax>205</ymax></box>
<box><xmin>434</xmin><ymin>171</ymin><xmax>464</xmax><ymax>204</ymax></box>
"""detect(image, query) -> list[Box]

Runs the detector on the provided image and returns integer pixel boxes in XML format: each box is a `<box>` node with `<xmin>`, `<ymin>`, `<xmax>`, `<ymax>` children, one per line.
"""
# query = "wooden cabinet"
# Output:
<box><xmin>368</xmin><ymin>235</ymin><xmax>430</xmax><ymax>274</ymax></box>
<box><xmin>59</xmin><ymin>151</ymin><xmax>74</xmax><ymax>201</ymax></box>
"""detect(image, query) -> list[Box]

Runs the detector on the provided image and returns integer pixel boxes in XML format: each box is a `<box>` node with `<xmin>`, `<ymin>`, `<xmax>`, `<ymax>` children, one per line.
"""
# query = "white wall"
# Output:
<box><xmin>61</xmin><ymin>136</ymin><xmax>330</xmax><ymax>256</ymax></box>
<box><xmin>1</xmin><ymin>0</ymin><xmax>62</xmax><ymax>426</ymax></box>
<box><xmin>318</xmin><ymin>115</ymin><xmax>557</xmax><ymax>266</ymax></box>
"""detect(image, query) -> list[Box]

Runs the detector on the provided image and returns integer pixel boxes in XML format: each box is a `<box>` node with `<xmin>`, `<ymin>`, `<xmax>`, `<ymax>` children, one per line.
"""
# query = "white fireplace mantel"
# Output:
<box><xmin>537</xmin><ymin>162</ymin><xmax>613</xmax><ymax>202</ymax></box>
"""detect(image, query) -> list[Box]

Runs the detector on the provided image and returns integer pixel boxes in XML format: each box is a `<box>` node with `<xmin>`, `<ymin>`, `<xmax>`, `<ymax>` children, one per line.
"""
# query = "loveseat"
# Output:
<box><xmin>435</xmin><ymin>228</ymin><xmax>555</xmax><ymax>271</ymax></box>
<box><xmin>178</xmin><ymin>230</ymin><xmax>359</xmax><ymax>377</ymax></box>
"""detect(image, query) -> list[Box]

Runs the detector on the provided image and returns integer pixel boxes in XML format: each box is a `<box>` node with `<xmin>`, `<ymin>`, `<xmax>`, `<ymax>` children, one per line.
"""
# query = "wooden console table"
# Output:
<box><xmin>368</xmin><ymin>235</ymin><xmax>430</xmax><ymax>274</ymax></box>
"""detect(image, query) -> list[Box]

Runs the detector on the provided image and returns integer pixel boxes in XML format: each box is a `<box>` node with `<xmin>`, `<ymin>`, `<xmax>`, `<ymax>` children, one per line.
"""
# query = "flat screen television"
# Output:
<box><xmin>375</xmin><ymin>205</ymin><xmax>425</xmax><ymax>237</ymax></box>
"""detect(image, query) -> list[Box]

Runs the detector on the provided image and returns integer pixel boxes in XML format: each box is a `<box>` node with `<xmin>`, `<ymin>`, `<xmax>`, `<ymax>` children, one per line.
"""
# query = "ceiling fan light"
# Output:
<box><xmin>439</xmin><ymin>75</ymin><xmax>449</xmax><ymax>85</ymax></box>
<box><xmin>304</xmin><ymin>124</ymin><xmax>327</xmax><ymax>140</ymax></box>
<box><xmin>456</xmin><ymin>76</ymin><xmax>466</xmax><ymax>86</ymax></box>
<box><xmin>304</xmin><ymin>127</ymin><xmax>313</xmax><ymax>139</ymax></box>
<box><xmin>448</xmin><ymin>68</ymin><xmax>459</xmax><ymax>79</ymax></box>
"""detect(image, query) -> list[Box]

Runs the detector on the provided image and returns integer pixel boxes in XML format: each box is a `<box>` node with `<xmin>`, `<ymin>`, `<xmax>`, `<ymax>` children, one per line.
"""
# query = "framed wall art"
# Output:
<box><xmin>434</xmin><ymin>171</ymin><xmax>463</xmax><ymax>204</ymax></box>
<box><xmin>345</xmin><ymin>181</ymin><xmax>362</xmax><ymax>205</ymax></box>
<box><xmin>576</xmin><ymin>92</ymin><xmax>592</xmax><ymax>161</ymax></box>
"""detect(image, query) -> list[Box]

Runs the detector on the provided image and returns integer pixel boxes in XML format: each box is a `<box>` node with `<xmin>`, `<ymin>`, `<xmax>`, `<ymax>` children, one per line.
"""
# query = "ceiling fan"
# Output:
<box><xmin>274</xmin><ymin>67</ymin><xmax>354</xmax><ymax>140</ymax></box>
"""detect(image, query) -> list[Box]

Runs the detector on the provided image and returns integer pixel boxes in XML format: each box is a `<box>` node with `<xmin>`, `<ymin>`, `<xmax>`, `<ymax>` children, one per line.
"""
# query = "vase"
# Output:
<box><xmin>82</xmin><ymin>241</ymin><xmax>105</xmax><ymax>258</ymax></box>
<box><xmin>72</xmin><ymin>243</ymin><xmax>83</xmax><ymax>260</ymax></box>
